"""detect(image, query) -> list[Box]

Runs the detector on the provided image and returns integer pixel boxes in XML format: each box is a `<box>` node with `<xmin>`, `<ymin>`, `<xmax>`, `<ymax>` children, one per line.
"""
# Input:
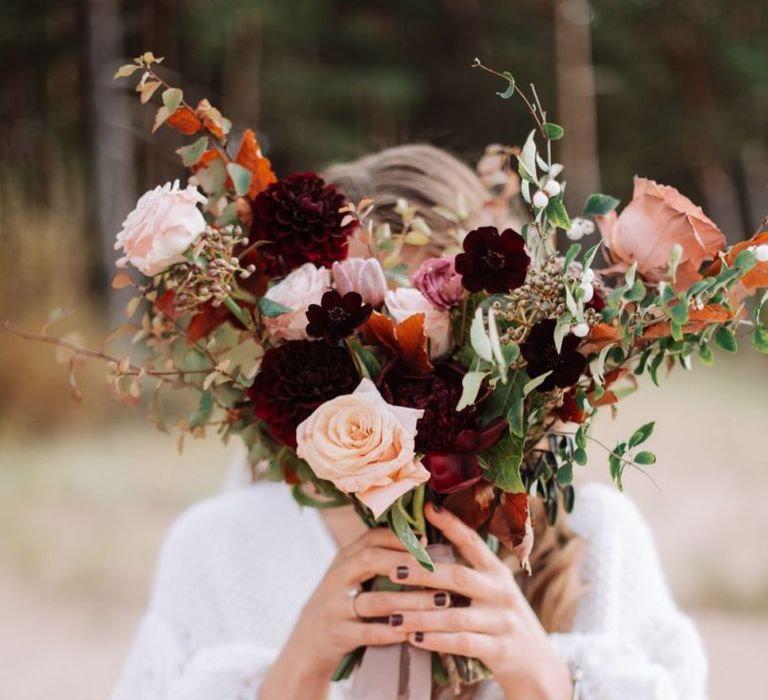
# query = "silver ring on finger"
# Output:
<box><xmin>347</xmin><ymin>586</ymin><xmax>362</xmax><ymax>619</ymax></box>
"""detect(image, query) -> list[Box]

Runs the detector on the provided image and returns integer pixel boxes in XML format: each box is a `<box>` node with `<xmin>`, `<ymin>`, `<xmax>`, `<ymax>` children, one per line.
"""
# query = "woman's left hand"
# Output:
<box><xmin>387</xmin><ymin>502</ymin><xmax>573</xmax><ymax>700</ymax></box>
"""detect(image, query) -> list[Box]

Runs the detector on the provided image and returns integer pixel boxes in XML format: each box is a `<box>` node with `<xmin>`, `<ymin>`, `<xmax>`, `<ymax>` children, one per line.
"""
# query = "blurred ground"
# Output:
<box><xmin>0</xmin><ymin>349</ymin><xmax>767</xmax><ymax>699</ymax></box>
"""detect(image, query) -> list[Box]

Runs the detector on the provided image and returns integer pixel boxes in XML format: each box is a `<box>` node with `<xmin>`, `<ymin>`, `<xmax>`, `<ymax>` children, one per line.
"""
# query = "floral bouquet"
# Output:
<box><xmin>7</xmin><ymin>53</ymin><xmax>768</xmax><ymax>697</ymax></box>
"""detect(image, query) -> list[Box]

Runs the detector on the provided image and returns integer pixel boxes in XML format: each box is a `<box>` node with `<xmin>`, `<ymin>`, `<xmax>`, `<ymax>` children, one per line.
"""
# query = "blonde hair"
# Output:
<box><xmin>324</xmin><ymin>143</ymin><xmax>585</xmax><ymax>638</ymax></box>
<box><xmin>322</xmin><ymin>143</ymin><xmax>512</xmax><ymax>256</ymax></box>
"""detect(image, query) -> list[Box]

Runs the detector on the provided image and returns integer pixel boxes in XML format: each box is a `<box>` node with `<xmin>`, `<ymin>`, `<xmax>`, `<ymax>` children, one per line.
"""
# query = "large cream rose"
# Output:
<box><xmin>115</xmin><ymin>180</ymin><xmax>208</xmax><ymax>276</ymax></box>
<box><xmin>295</xmin><ymin>378</ymin><xmax>429</xmax><ymax>517</ymax></box>
<box><xmin>262</xmin><ymin>263</ymin><xmax>330</xmax><ymax>342</ymax></box>
<box><xmin>385</xmin><ymin>287</ymin><xmax>452</xmax><ymax>358</ymax></box>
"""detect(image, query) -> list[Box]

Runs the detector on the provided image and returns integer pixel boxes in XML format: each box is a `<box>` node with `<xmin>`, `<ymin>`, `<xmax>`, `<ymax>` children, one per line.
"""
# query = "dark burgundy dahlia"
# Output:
<box><xmin>520</xmin><ymin>319</ymin><xmax>586</xmax><ymax>392</ymax></box>
<box><xmin>306</xmin><ymin>290</ymin><xmax>372</xmax><ymax>344</ymax></box>
<box><xmin>379</xmin><ymin>362</ymin><xmax>507</xmax><ymax>493</ymax></box>
<box><xmin>248</xmin><ymin>340</ymin><xmax>358</xmax><ymax>447</ymax></box>
<box><xmin>250</xmin><ymin>172</ymin><xmax>356</xmax><ymax>274</ymax></box>
<box><xmin>455</xmin><ymin>226</ymin><xmax>530</xmax><ymax>294</ymax></box>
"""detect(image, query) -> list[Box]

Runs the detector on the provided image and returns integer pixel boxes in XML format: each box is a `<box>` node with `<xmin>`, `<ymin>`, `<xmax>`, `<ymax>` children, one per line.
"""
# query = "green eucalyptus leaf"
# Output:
<box><xmin>582</xmin><ymin>242</ymin><xmax>602</xmax><ymax>269</ymax></box>
<box><xmin>456</xmin><ymin>370</ymin><xmax>489</xmax><ymax>411</ymax></box>
<box><xmin>699</xmin><ymin>342</ymin><xmax>714</xmax><ymax>366</ymax></box>
<box><xmin>634</xmin><ymin>451</ymin><xmax>657</xmax><ymax>465</ymax></box>
<box><xmin>628</xmin><ymin>421</ymin><xmax>655</xmax><ymax>448</ymax></box>
<box><xmin>543</xmin><ymin>122</ymin><xmax>565</xmax><ymax>140</ymax></box>
<box><xmin>563</xmin><ymin>243</ymin><xmax>582</xmax><ymax>272</ymax></box>
<box><xmin>523</xmin><ymin>371</ymin><xmax>553</xmax><ymax>395</ymax></box>
<box><xmin>752</xmin><ymin>325</ymin><xmax>768</xmax><ymax>354</ymax></box>
<box><xmin>388</xmin><ymin>501</ymin><xmax>434</xmax><ymax>571</ymax></box>
<box><xmin>573</xmin><ymin>447</ymin><xmax>588</xmax><ymax>465</ymax></box>
<box><xmin>518</xmin><ymin>130</ymin><xmax>537</xmax><ymax>182</ymax></box>
<box><xmin>162</xmin><ymin>87</ymin><xmax>183</xmax><ymax>114</ymax></box>
<box><xmin>176</xmin><ymin>136</ymin><xmax>209</xmax><ymax>167</ymax></box>
<box><xmin>496</xmin><ymin>71</ymin><xmax>516</xmax><ymax>99</ymax></box>
<box><xmin>546</xmin><ymin>197</ymin><xmax>571</xmax><ymax>230</ymax></box>
<box><xmin>258</xmin><ymin>297</ymin><xmax>291</xmax><ymax>318</ymax></box>
<box><xmin>714</xmin><ymin>326</ymin><xmax>737</xmax><ymax>353</ymax></box>
<box><xmin>583</xmin><ymin>194</ymin><xmax>620</xmax><ymax>217</ymax></box>
<box><xmin>226</xmin><ymin>162</ymin><xmax>253</xmax><ymax>197</ymax></box>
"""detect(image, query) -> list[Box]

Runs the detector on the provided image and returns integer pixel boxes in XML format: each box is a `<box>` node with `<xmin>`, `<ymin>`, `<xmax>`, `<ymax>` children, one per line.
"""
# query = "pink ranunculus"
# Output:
<box><xmin>596</xmin><ymin>177</ymin><xmax>726</xmax><ymax>290</ymax></box>
<box><xmin>115</xmin><ymin>180</ymin><xmax>208</xmax><ymax>277</ymax></box>
<box><xmin>412</xmin><ymin>255</ymin><xmax>465</xmax><ymax>309</ymax></box>
<box><xmin>332</xmin><ymin>257</ymin><xmax>388</xmax><ymax>307</ymax></box>
<box><xmin>262</xmin><ymin>263</ymin><xmax>330</xmax><ymax>343</ymax></box>
<box><xmin>295</xmin><ymin>378</ymin><xmax>429</xmax><ymax>517</ymax></box>
<box><xmin>385</xmin><ymin>287</ymin><xmax>452</xmax><ymax>359</ymax></box>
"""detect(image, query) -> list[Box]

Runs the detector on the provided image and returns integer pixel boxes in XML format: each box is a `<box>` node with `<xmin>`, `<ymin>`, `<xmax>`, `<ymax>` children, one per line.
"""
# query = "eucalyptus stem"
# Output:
<box><xmin>223</xmin><ymin>296</ymin><xmax>255</xmax><ymax>331</ymax></box>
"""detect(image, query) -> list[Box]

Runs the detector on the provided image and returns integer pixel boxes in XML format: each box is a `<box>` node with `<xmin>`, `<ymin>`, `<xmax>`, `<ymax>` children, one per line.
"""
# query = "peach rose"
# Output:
<box><xmin>596</xmin><ymin>177</ymin><xmax>726</xmax><ymax>289</ymax></box>
<box><xmin>115</xmin><ymin>180</ymin><xmax>208</xmax><ymax>276</ymax></box>
<box><xmin>262</xmin><ymin>263</ymin><xmax>330</xmax><ymax>342</ymax></box>
<box><xmin>332</xmin><ymin>257</ymin><xmax>388</xmax><ymax>307</ymax></box>
<box><xmin>296</xmin><ymin>378</ymin><xmax>429</xmax><ymax>517</ymax></box>
<box><xmin>385</xmin><ymin>287</ymin><xmax>452</xmax><ymax>359</ymax></box>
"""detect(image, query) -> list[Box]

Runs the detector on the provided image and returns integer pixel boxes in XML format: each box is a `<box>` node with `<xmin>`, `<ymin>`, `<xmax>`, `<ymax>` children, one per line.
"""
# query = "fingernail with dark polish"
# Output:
<box><xmin>396</xmin><ymin>565</ymin><xmax>409</xmax><ymax>580</ymax></box>
<box><xmin>390</xmin><ymin>613</ymin><xmax>403</xmax><ymax>627</ymax></box>
<box><xmin>433</xmin><ymin>503</ymin><xmax>442</xmax><ymax>513</ymax></box>
<box><xmin>414</xmin><ymin>632</ymin><xmax>424</xmax><ymax>643</ymax></box>
<box><xmin>434</xmin><ymin>592</ymin><xmax>448</xmax><ymax>607</ymax></box>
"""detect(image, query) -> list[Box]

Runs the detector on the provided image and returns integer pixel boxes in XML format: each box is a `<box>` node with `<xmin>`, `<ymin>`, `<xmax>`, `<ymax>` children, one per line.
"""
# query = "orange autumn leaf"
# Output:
<box><xmin>488</xmin><ymin>492</ymin><xmax>533</xmax><ymax>573</ymax></box>
<box><xmin>154</xmin><ymin>290</ymin><xmax>179</xmax><ymax>321</ymax></box>
<box><xmin>556</xmin><ymin>368</ymin><xmax>629</xmax><ymax>424</ymax></box>
<box><xmin>234</xmin><ymin>129</ymin><xmax>277</xmax><ymax>199</ymax></box>
<box><xmin>166</xmin><ymin>106</ymin><xmax>203</xmax><ymax>135</ymax></box>
<box><xmin>361</xmin><ymin>311</ymin><xmax>432</xmax><ymax>374</ymax></box>
<box><xmin>442</xmin><ymin>481</ymin><xmax>495</xmax><ymax>530</ymax></box>
<box><xmin>195</xmin><ymin>99</ymin><xmax>230</xmax><ymax>141</ymax></box>
<box><xmin>579</xmin><ymin>322</ymin><xmax>621</xmax><ymax>355</ymax></box>
<box><xmin>641</xmin><ymin>304</ymin><xmax>733</xmax><ymax>340</ymax></box>
<box><xmin>706</xmin><ymin>231</ymin><xmax>768</xmax><ymax>294</ymax></box>
<box><xmin>191</xmin><ymin>148</ymin><xmax>221</xmax><ymax>173</ymax></box>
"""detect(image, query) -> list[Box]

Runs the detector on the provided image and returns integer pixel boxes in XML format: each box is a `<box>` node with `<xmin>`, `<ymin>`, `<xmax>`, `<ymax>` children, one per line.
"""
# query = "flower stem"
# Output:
<box><xmin>224</xmin><ymin>296</ymin><xmax>255</xmax><ymax>331</ymax></box>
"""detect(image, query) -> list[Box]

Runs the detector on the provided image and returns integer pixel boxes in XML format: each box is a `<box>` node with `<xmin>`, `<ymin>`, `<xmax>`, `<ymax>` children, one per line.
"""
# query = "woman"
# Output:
<box><xmin>111</xmin><ymin>145</ymin><xmax>707</xmax><ymax>700</ymax></box>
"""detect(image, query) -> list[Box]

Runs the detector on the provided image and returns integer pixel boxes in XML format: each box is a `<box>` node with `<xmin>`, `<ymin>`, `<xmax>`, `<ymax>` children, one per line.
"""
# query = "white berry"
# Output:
<box><xmin>572</xmin><ymin>322</ymin><xmax>590</xmax><ymax>338</ymax></box>
<box><xmin>566</xmin><ymin>224</ymin><xmax>584</xmax><ymax>241</ymax></box>
<box><xmin>755</xmin><ymin>244</ymin><xmax>768</xmax><ymax>262</ymax></box>
<box><xmin>580</xmin><ymin>219</ymin><xmax>596</xmax><ymax>235</ymax></box>
<box><xmin>532</xmin><ymin>190</ymin><xmax>550</xmax><ymax>209</ymax></box>
<box><xmin>579</xmin><ymin>281</ymin><xmax>595</xmax><ymax>303</ymax></box>
<box><xmin>582</xmin><ymin>269</ymin><xmax>595</xmax><ymax>283</ymax></box>
<box><xmin>543</xmin><ymin>180</ymin><xmax>561</xmax><ymax>197</ymax></box>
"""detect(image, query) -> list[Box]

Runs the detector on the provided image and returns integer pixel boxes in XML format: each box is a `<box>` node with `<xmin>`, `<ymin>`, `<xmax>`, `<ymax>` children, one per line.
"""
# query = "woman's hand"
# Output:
<box><xmin>259</xmin><ymin>526</ymin><xmax>452</xmax><ymax>700</ymax></box>
<box><xmin>387</xmin><ymin>503</ymin><xmax>573</xmax><ymax>700</ymax></box>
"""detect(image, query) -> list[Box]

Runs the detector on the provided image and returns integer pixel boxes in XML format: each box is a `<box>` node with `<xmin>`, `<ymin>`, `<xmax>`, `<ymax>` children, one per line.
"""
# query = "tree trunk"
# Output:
<box><xmin>86</xmin><ymin>0</ymin><xmax>136</xmax><ymax>325</ymax></box>
<box><xmin>554</xmin><ymin>0</ymin><xmax>600</xmax><ymax>212</ymax></box>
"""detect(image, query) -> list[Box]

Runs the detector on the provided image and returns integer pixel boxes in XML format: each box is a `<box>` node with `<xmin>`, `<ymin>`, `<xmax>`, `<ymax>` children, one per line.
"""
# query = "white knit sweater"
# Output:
<box><xmin>110</xmin><ymin>481</ymin><xmax>707</xmax><ymax>700</ymax></box>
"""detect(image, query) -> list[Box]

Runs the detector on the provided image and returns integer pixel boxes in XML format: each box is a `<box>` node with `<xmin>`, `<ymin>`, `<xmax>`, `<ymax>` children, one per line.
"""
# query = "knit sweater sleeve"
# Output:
<box><xmin>109</xmin><ymin>496</ymin><xmax>348</xmax><ymax>700</ymax></box>
<box><xmin>477</xmin><ymin>483</ymin><xmax>708</xmax><ymax>700</ymax></box>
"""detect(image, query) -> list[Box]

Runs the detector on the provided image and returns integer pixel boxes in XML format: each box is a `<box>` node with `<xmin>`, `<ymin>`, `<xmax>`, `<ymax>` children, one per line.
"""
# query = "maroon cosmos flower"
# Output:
<box><xmin>306</xmin><ymin>290</ymin><xmax>373</xmax><ymax>344</ymax></box>
<box><xmin>247</xmin><ymin>340</ymin><xmax>358</xmax><ymax>447</ymax></box>
<box><xmin>378</xmin><ymin>362</ymin><xmax>508</xmax><ymax>493</ymax></box>
<box><xmin>455</xmin><ymin>226</ymin><xmax>530</xmax><ymax>294</ymax></box>
<box><xmin>250</xmin><ymin>172</ymin><xmax>356</xmax><ymax>274</ymax></box>
<box><xmin>520</xmin><ymin>319</ymin><xmax>587</xmax><ymax>392</ymax></box>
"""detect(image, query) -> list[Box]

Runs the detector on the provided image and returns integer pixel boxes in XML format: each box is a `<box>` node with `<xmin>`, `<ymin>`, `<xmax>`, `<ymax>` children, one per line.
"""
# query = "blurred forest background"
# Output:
<box><xmin>1</xmin><ymin>1</ymin><xmax>767</xmax><ymax>699</ymax></box>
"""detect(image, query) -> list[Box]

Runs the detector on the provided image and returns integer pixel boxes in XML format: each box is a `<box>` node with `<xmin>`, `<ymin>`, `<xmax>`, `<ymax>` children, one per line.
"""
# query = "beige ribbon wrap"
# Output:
<box><xmin>350</xmin><ymin>543</ymin><xmax>454</xmax><ymax>700</ymax></box>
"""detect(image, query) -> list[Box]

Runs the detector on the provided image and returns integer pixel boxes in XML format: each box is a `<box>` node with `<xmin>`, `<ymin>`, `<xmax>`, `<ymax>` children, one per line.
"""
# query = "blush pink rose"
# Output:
<box><xmin>332</xmin><ymin>257</ymin><xmax>388</xmax><ymax>307</ymax></box>
<box><xmin>385</xmin><ymin>287</ymin><xmax>452</xmax><ymax>359</ymax></box>
<box><xmin>115</xmin><ymin>180</ymin><xmax>208</xmax><ymax>276</ymax></box>
<box><xmin>295</xmin><ymin>378</ymin><xmax>429</xmax><ymax>517</ymax></box>
<box><xmin>262</xmin><ymin>263</ymin><xmax>330</xmax><ymax>342</ymax></box>
<box><xmin>412</xmin><ymin>255</ymin><xmax>464</xmax><ymax>309</ymax></box>
<box><xmin>596</xmin><ymin>177</ymin><xmax>726</xmax><ymax>289</ymax></box>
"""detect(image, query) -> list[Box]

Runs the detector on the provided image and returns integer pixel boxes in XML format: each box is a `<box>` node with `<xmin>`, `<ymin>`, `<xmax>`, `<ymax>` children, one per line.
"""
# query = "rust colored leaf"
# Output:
<box><xmin>153</xmin><ymin>290</ymin><xmax>179</xmax><ymax>321</ymax></box>
<box><xmin>641</xmin><ymin>304</ymin><xmax>733</xmax><ymax>340</ymax></box>
<box><xmin>579</xmin><ymin>322</ymin><xmax>621</xmax><ymax>355</ymax></box>
<box><xmin>488</xmin><ymin>492</ymin><xmax>533</xmax><ymax>573</ymax></box>
<box><xmin>195</xmin><ymin>99</ymin><xmax>230</xmax><ymax>140</ymax></box>
<box><xmin>360</xmin><ymin>311</ymin><xmax>432</xmax><ymax>373</ymax></box>
<box><xmin>167</xmin><ymin>106</ymin><xmax>204</xmax><ymax>135</ymax></box>
<box><xmin>234</xmin><ymin>129</ymin><xmax>277</xmax><ymax>199</ymax></box>
<box><xmin>187</xmin><ymin>301</ymin><xmax>233</xmax><ymax>344</ymax></box>
<box><xmin>442</xmin><ymin>481</ymin><xmax>495</xmax><ymax>530</ymax></box>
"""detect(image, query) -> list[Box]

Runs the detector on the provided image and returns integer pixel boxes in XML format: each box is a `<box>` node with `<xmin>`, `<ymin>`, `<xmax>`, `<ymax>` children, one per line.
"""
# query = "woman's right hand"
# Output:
<box><xmin>258</xmin><ymin>527</ymin><xmax>450</xmax><ymax>699</ymax></box>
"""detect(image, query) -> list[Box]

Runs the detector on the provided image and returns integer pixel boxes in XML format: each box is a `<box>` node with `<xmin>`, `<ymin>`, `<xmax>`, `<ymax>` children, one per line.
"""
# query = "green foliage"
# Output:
<box><xmin>714</xmin><ymin>326</ymin><xmax>738</xmax><ymax>353</ymax></box>
<box><xmin>257</xmin><ymin>297</ymin><xmax>291</xmax><ymax>317</ymax></box>
<box><xmin>388</xmin><ymin>500</ymin><xmax>434</xmax><ymax>572</ymax></box>
<box><xmin>481</xmin><ymin>431</ymin><xmax>526</xmax><ymax>493</ymax></box>
<box><xmin>753</xmin><ymin>326</ymin><xmax>768</xmax><ymax>354</ymax></box>
<box><xmin>542</xmin><ymin>122</ymin><xmax>564</xmax><ymax>140</ymax></box>
<box><xmin>583</xmin><ymin>194</ymin><xmax>620</xmax><ymax>216</ymax></box>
